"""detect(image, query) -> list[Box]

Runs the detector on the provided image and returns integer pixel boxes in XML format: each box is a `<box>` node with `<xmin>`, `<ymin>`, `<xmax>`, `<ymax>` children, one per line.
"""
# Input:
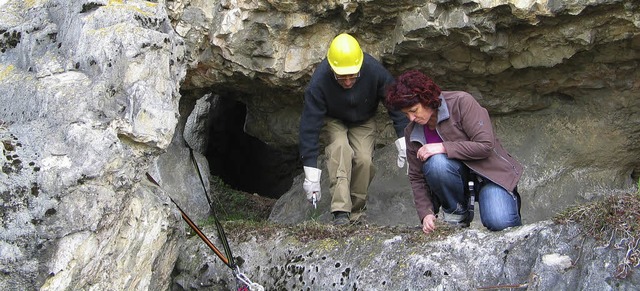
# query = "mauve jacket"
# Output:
<box><xmin>405</xmin><ymin>91</ymin><xmax>523</xmax><ymax>223</ymax></box>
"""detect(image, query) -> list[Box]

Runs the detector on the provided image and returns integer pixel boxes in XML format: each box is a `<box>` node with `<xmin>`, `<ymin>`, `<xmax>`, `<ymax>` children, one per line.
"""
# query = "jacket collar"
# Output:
<box><xmin>435</xmin><ymin>94</ymin><xmax>449</xmax><ymax>123</ymax></box>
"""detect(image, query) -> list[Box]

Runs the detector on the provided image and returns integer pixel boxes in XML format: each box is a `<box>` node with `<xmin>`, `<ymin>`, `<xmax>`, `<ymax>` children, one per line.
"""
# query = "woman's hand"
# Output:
<box><xmin>417</xmin><ymin>143</ymin><xmax>446</xmax><ymax>161</ymax></box>
<box><xmin>422</xmin><ymin>214</ymin><xmax>437</xmax><ymax>234</ymax></box>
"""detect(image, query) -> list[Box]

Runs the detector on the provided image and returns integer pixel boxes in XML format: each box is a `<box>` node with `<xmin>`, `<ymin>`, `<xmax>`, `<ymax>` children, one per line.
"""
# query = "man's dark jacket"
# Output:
<box><xmin>299</xmin><ymin>53</ymin><xmax>408</xmax><ymax>168</ymax></box>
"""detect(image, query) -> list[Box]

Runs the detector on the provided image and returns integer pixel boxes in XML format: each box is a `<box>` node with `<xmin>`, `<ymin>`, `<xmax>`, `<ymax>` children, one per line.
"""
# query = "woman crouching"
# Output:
<box><xmin>385</xmin><ymin>70</ymin><xmax>523</xmax><ymax>234</ymax></box>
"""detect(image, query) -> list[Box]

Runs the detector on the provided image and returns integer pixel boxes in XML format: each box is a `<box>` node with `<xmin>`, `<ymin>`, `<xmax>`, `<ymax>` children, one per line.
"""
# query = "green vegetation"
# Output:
<box><xmin>209</xmin><ymin>175</ymin><xmax>275</xmax><ymax>222</ymax></box>
<box><xmin>287</xmin><ymin>220</ymin><xmax>458</xmax><ymax>243</ymax></box>
<box><xmin>220</xmin><ymin>216</ymin><xmax>461</xmax><ymax>245</ymax></box>
<box><xmin>205</xmin><ymin>175</ymin><xmax>480</xmax><ymax>244</ymax></box>
<box><xmin>222</xmin><ymin>220</ymin><xmax>282</xmax><ymax>242</ymax></box>
<box><xmin>554</xmin><ymin>187</ymin><xmax>640</xmax><ymax>279</ymax></box>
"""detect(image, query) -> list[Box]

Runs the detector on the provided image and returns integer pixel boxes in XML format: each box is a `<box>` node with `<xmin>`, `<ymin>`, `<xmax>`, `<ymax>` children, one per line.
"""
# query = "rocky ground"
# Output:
<box><xmin>212</xmin><ymin>172</ymin><xmax>640</xmax><ymax>278</ymax></box>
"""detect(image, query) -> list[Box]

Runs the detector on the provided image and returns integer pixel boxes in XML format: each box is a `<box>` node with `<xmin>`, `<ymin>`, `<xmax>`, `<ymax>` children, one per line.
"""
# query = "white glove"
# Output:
<box><xmin>303</xmin><ymin>166</ymin><xmax>322</xmax><ymax>203</ymax></box>
<box><xmin>394</xmin><ymin>137</ymin><xmax>407</xmax><ymax>168</ymax></box>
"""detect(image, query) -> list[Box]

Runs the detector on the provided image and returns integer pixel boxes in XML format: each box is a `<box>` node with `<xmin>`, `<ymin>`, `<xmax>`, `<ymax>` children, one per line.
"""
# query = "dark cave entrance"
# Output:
<box><xmin>205</xmin><ymin>96</ymin><xmax>300</xmax><ymax>199</ymax></box>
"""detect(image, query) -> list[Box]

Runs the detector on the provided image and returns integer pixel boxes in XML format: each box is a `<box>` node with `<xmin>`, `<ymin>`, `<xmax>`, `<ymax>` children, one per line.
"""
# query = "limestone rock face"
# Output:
<box><xmin>173</xmin><ymin>222</ymin><xmax>640</xmax><ymax>290</ymax></box>
<box><xmin>1</xmin><ymin>0</ymin><xmax>187</xmax><ymax>289</ymax></box>
<box><xmin>1</xmin><ymin>0</ymin><xmax>639</xmax><ymax>290</ymax></box>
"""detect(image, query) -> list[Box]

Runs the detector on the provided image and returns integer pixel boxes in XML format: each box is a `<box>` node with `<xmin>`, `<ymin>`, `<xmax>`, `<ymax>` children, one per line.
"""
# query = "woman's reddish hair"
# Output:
<box><xmin>385</xmin><ymin>70</ymin><xmax>441</xmax><ymax>111</ymax></box>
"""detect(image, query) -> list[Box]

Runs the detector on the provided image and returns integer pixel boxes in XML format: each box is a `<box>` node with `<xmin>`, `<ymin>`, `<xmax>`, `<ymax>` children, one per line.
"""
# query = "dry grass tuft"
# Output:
<box><xmin>554</xmin><ymin>189</ymin><xmax>640</xmax><ymax>279</ymax></box>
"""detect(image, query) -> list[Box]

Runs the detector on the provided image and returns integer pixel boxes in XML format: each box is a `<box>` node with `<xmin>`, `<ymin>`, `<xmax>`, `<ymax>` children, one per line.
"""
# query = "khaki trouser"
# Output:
<box><xmin>322</xmin><ymin>117</ymin><xmax>376</xmax><ymax>217</ymax></box>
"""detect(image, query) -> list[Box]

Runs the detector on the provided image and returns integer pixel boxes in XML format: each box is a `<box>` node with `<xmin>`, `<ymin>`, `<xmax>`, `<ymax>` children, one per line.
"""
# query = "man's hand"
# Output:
<box><xmin>394</xmin><ymin>137</ymin><xmax>407</xmax><ymax>168</ymax></box>
<box><xmin>422</xmin><ymin>214</ymin><xmax>437</xmax><ymax>234</ymax></box>
<box><xmin>303</xmin><ymin>166</ymin><xmax>322</xmax><ymax>204</ymax></box>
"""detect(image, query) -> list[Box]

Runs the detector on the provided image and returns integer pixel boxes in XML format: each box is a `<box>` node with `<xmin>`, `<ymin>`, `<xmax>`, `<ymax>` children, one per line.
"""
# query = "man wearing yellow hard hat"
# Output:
<box><xmin>299</xmin><ymin>33</ymin><xmax>409</xmax><ymax>225</ymax></box>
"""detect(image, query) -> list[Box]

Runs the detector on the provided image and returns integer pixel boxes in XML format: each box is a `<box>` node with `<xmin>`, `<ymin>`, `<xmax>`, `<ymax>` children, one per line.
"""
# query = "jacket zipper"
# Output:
<box><xmin>493</xmin><ymin>148</ymin><xmax>520</xmax><ymax>176</ymax></box>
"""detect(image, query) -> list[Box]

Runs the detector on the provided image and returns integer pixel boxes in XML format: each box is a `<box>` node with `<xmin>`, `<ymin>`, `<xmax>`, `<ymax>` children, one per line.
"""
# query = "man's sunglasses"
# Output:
<box><xmin>334</xmin><ymin>71</ymin><xmax>360</xmax><ymax>81</ymax></box>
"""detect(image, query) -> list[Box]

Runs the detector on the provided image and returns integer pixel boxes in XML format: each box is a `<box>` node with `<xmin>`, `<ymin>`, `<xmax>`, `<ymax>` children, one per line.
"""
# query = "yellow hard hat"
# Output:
<box><xmin>327</xmin><ymin>33</ymin><xmax>364</xmax><ymax>75</ymax></box>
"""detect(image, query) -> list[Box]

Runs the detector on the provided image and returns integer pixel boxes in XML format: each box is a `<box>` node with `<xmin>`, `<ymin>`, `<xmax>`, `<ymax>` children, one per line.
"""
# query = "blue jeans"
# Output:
<box><xmin>422</xmin><ymin>154</ymin><xmax>521</xmax><ymax>231</ymax></box>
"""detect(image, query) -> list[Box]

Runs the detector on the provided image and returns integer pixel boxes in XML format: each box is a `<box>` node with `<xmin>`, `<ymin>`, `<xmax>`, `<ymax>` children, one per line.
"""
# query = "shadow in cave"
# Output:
<box><xmin>206</xmin><ymin>96</ymin><xmax>300</xmax><ymax>199</ymax></box>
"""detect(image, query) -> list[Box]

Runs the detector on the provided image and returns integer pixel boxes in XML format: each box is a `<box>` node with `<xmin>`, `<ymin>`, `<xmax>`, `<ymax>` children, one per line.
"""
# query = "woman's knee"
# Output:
<box><xmin>479</xmin><ymin>185</ymin><xmax>522</xmax><ymax>231</ymax></box>
<box><xmin>423</xmin><ymin>154</ymin><xmax>459</xmax><ymax>179</ymax></box>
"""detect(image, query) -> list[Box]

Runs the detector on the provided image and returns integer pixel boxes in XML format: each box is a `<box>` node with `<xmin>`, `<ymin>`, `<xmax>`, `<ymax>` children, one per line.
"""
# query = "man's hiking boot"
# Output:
<box><xmin>332</xmin><ymin>211</ymin><xmax>350</xmax><ymax>226</ymax></box>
